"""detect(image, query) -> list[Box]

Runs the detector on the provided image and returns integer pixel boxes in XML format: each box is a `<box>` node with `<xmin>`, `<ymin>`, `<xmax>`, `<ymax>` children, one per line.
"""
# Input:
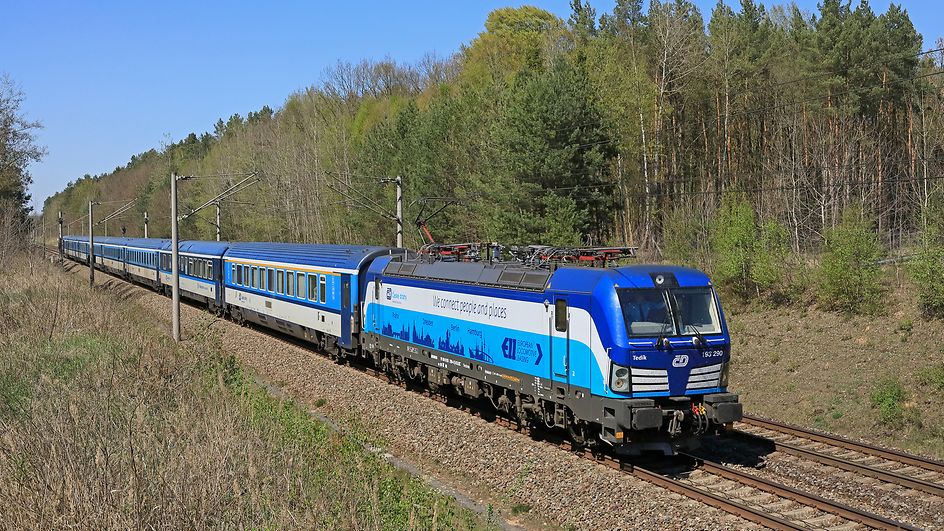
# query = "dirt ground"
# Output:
<box><xmin>726</xmin><ymin>269</ymin><xmax>944</xmax><ymax>460</ymax></box>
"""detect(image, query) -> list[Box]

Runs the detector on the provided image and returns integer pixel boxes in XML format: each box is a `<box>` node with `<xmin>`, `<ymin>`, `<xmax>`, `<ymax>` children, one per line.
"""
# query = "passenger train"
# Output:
<box><xmin>60</xmin><ymin>235</ymin><xmax>741</xmax><ymax>455</ymax></box>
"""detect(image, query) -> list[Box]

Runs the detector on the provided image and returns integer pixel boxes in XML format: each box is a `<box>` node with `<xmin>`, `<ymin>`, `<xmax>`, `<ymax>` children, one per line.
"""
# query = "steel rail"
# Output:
<box><xmin>742</xmin><ymin>414</ymin><xmax>944</xmax><ymax>474</ymax></box>
<box><xmin>731</xmin><ymin>428</ymin><xmax>944</xmax><ymax>498</ymax></box>
<box><xmin>627</xmin><ymin>464</ymin><xmax>806</xmax><ymax>531</ymax></box>
<box><xmin>689</xmin><ymin>455</ymin><xmax>919</xmax><ymax>530</ymax></box>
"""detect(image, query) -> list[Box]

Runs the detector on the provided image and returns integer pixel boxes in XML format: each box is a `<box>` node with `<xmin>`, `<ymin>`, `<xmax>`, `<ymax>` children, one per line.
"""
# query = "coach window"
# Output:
<box><xmin>555</xmin><ymin>299</ymin><xmax>568</xmax><ymax>332</ymax></box>
<box><xmin>208</xmin><ymin>262</ymin><xmax>214</xmax><ymax>280</ymax></box>
<box><xmin>251</xmin><ymin>267</ymin><xmax>258</xmax><ymax>289</ymax></box>
<box><xmin>277</xmin><ymin>270</ymin><xmax>284</xmax><ymax>294</ymax></box>
<box><xmin>320</xmin><ymin>275</ymin><xmax>327</xmax><ymax>304</ymax></box>
<box><xmin>308</xmin><ymin>274</ymin><xmax>317</xmax><ymax>301</ymax></box>
<box><xmin>235</xmin><ymin>264</ymin><xmax>242</xmax><ymax>285</ymax></box>
<box><xmin>243</xmin><ymin>265</ymin><xmax>249</xmax><ymax>286</ymax></box>
<box><xmin>286</xmin><ymin>272</ymin><xmax>294</xmax><ymax>297</ymax></box>
<box><xmin>267</xmin><ymin>268</ymin><xmax>275</xmax><ymax>292</ymax></box>
<box><xmin>297</xmin><ymin>273</ymin><xmax>306</xmax><ymax>299</ymax></box>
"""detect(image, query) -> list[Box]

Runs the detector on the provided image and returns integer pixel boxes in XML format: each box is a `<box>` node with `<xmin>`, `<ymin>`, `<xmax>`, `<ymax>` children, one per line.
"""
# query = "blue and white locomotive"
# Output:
<box><xmin>60</xmin><ymin>235</ymin><xmax>741</xmax><ymax>454</ymax></box>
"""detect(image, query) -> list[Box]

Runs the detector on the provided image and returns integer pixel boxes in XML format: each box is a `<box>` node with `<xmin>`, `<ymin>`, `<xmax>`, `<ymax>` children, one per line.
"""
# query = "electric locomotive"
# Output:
<box><xmin>363</xmin><ymin>251</ymin><xmax>740</xmax><ymax>455</ymax></box>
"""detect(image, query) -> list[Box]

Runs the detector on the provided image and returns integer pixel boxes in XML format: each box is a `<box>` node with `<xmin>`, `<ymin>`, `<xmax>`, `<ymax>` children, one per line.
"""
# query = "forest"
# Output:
<box><xmin>35</xmin><ymin>0</ymin><xmax>944</xmax><ymax>310</ymax></box>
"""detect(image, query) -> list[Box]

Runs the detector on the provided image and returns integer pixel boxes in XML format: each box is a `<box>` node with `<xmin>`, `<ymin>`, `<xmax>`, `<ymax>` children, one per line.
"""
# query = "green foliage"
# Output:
<box><xmin>708</xmin><ymin>197</ymin><xmax>789</xmax><ymax>299</ymax></box>
<box><xmin>869</xmin><ymin>379</ymin><xmax>910</xmax><ymax>427</ymax></box>
<box><xmin>752</xmin><ymin>221</ymin><xmax>790</xmax><ymax>292</ymax></box>
<box><xmin>0</xmin><ymin>75</ymin><xmax>45</xmax><ymax>218</ymax></box>
<box><xmin>909</xmin><ymin>215</ymin><xmax>944</xmax><ymax>318</ymax></box>
<box><xmin>710</xmin><ymin>196</ymin><xmax>755</xmax><ymax>295</ymax></box>
<box><xmin>818</xmin><ymin>207</ymin><xmax>884</xmax><ymax>314</ymax></box>
<box><xmin>498</xmin><ymin>55</ymin><xmax>617</xmax><ymax>243</ymax></box>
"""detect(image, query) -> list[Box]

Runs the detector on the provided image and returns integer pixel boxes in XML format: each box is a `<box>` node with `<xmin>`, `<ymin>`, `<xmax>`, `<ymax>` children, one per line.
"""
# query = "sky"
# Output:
<box><xmin>5</xmin><ymin>0</ymin><xmax>941</xmax><ymax>212</ymax></box>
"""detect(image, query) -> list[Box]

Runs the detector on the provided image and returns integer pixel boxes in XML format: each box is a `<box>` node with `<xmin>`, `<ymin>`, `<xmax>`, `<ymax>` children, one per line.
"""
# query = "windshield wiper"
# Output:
<box><xmin>686</xmin><ymin>323</ymin><xmax>707</xmax><ymax>348</ymax></box>
<box><xmin>655</xmin><ymin>293</ymin><xmax>674</xmax><ymax>349</ymax></box>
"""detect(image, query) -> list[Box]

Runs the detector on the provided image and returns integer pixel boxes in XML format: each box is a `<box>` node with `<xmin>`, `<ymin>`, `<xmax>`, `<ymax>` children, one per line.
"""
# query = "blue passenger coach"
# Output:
<box><xmin>157</xmin><ymin>240</ymin><xmax>230</xmax><ymax>311</ymax></box>
<box><xmin>221</xmin><ymin>243</ymin><xmax>392</xmax><ymax>349</ymax></box>
<box><xmin>123</xmin><ymin>237</ymin><xmax>167</xmax><ymax>288</ymax></box>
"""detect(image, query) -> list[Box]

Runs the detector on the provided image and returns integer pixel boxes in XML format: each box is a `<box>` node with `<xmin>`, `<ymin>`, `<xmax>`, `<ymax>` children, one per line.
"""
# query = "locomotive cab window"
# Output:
<box><xmin>673</xmin><ymin>289</ymin><xmax>722</xmax><ymax>336</ymax></box>
<box><xmin>555</xmin><ymin>299</ymin><xmax>568</xmax><ymax>332</ymax></box>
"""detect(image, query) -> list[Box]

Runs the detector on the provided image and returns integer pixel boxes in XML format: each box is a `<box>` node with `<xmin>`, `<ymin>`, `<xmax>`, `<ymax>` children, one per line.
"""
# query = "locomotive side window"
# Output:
<box><xmin>555</xmin><ymin>299</ymin><xmax>568</xmax><ymax>332</ymax></box>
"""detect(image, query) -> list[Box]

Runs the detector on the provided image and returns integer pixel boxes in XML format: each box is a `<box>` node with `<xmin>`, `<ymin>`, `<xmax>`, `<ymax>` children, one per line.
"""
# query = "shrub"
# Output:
<box><xmin>870</xmin><ymin>379</ymin><xmax>906</xmax><ymax>426</ymax></box>
<box><xmin>818</xmin><ymin>207</ymin><xmax>884</xmax><ymax>313</ymax></box>
<box><xmin>709</xmin><ymin>196</ymin><xmax>755</xmax><ymax>295</ymax></box>
<box><xmin>908</xmin><ymin>219</ymin><xmax>944</xmax><ymax>318</ymax></box>
<box><xmin>918</xmin><ymin>363</ymin><xmax>944</xmax><ymax>392</ymax></box>
<box><xmin>752</xmin><ymin>220</ymin><xmax>790</xmax><ymax>293</ymax></box>
<box><xmin>708</xmin><ymin>196</ymin><xmax>790</xmax><ymax>299</ymax></box>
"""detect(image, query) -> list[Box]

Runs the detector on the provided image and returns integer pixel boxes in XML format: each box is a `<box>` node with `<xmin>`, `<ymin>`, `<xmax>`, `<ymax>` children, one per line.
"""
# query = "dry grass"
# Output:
<box><xmin>729</xmin><ymin>266</ymin><xmax>944</xmax><ymax>459</ymax></box>
<box><xmin>0</xmin><ymin>254</ymin><xmax>492</xmax><ymax>530</ymax></box>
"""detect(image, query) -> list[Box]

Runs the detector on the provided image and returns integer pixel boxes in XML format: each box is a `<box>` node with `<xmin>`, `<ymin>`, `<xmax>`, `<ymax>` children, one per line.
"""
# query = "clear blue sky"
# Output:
<box><xmin>5</xmin><ymin>0</ymin><xmax>939</xmax><ymax>212</ymax></box>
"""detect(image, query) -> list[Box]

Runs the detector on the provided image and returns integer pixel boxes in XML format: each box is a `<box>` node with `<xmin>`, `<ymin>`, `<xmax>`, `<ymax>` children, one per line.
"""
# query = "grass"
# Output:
<box><xmin>0</xmin><ymin>254</ymin><xmax>493</xmax><ymax>529</ymax></box>
<box><xmin>918</xmin><ymin>363</ymin><xmax>944</xmax><ymax>392</ymax></box>
<box><xmin>728</xmin><ymin>267</ymin><xmax>944</xmax><ymax>458</ymax></box>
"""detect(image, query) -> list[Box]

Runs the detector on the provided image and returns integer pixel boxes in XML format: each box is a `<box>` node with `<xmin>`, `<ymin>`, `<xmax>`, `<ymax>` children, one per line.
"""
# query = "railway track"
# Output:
<box><xmin>730</xmin><ymin>415</ymin><xmax>944</xmax><ymax>499</ymax></box>
<box><xmin>51</xmin><ymin>252</ymin><xmax>925</xmax><ymax>530</ymax></box>
<box><xmin>426</xmin><ymin>391</ymin><xmax>916</xmax><ymax>530</ymax></box>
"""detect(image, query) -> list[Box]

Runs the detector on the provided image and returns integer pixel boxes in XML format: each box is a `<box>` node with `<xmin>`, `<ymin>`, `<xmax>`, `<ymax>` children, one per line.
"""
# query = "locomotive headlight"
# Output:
<box><xmin>610</xmin><ymin>363</ymin><xmax>631</xmax><ymax>393</ymax></box>
<box><xmin>719</xmin><ymin>362</ymin><xmax>730</xmax><ymax>387</ymax></box>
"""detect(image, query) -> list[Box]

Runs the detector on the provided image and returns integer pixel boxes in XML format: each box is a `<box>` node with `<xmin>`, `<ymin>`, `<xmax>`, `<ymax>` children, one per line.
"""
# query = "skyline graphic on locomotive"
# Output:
<box><xmin>60</xmin><ymin>235</ymin><xmax>741</xmax><ymax>455</ymax></box>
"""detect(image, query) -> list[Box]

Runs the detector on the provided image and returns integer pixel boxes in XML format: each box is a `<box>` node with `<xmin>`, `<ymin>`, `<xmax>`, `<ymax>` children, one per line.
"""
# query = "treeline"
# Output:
<box><xmin>43</xmin><ymin>1</ymin><xmax>944</xmax><ymax>304</ymax></box>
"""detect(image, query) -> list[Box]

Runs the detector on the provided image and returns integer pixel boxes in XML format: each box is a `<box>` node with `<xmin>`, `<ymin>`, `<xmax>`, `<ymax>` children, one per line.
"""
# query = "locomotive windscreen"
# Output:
<box><xmin>618</xmin><ymin>288</ymin><xmax>721</xmax><ymax>337</ymax></box>
<box><xmin>672</xmin><ymin>288</ymin><xmax>722</xmax><ymax>335</ymax></box>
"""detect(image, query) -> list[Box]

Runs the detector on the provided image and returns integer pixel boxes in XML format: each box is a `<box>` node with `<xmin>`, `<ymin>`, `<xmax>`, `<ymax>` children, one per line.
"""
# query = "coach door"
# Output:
<box><xmin>550</xmin><ymin>297</ymin><xmax>570</xmax><ymax>389</ymax></box>
<box><xmin>340</xmin><ymin>274</ymin><xmax>352</xmax><ymax>348</ymax></box>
